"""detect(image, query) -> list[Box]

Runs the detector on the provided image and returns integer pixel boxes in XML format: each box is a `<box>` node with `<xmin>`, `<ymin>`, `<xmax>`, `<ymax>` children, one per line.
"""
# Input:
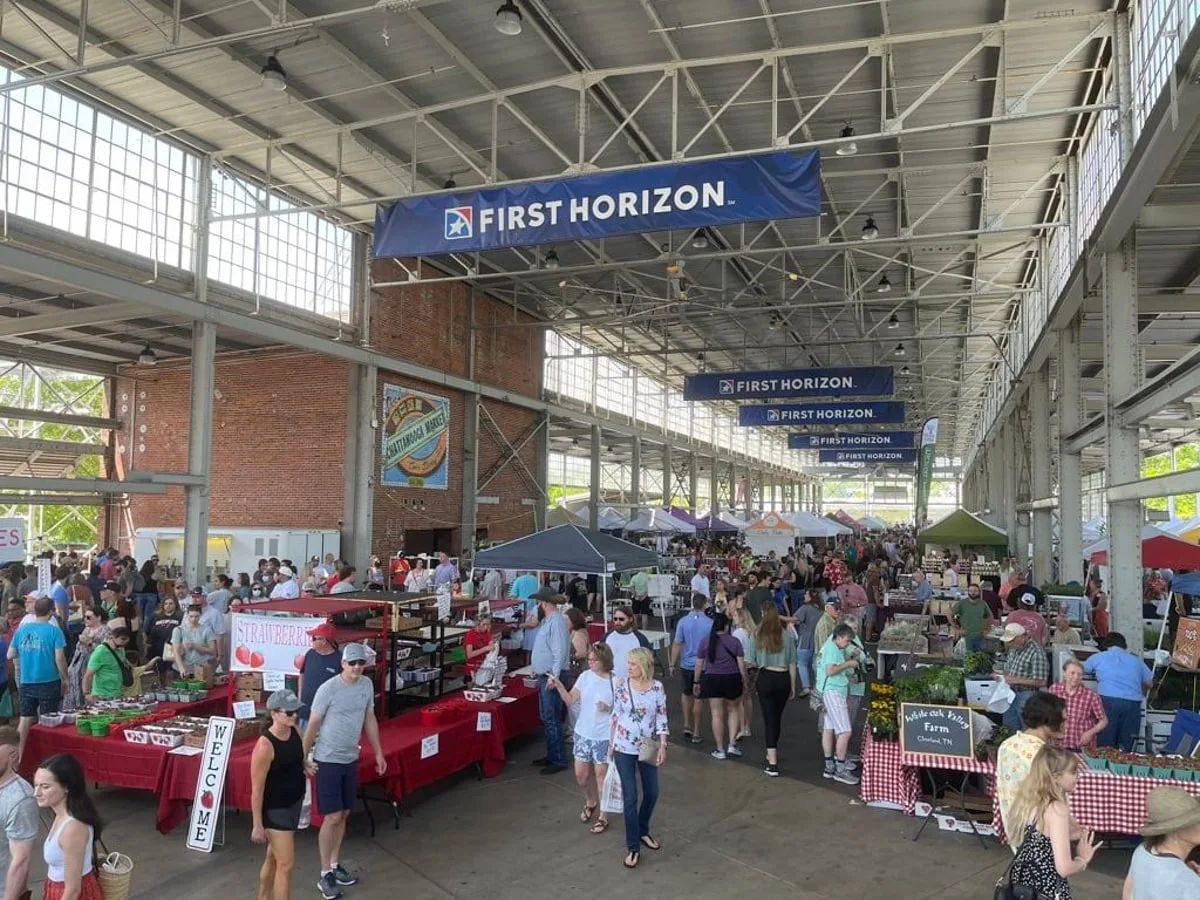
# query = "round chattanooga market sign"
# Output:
<box><xmin>381</xmin><ymin>384</ymin><xmax>450</xmax><ymax>489</ymax></box>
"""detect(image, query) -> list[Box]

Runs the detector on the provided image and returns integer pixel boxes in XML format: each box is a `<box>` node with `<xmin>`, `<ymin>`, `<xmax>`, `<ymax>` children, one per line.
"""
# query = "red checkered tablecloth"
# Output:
<box><xmin>1070</xmin><ymin>769</ymin><xmax>1200</xmax><ymax>836</ymax></box>
<box><xmin>860</xmin><ymin>731</ymin><xmax>1002</xmax><ymax>832</ymax></box>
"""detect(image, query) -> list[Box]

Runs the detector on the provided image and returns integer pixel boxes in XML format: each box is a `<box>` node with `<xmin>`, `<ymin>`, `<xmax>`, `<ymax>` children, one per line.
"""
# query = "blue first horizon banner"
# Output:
<box><xmin>739</xmin><ymin>401</ymin><xmax>906</xmax><ymax>427</ymax></box>
<box><xmin>789</xmin><ymin>431</ymin><xmax>916</xmax><ymax>450</ymax></box>
<box><xmin>372</xmin><ymin>150</ymin><xmax>821</xmax><ymax>258</ymax></box>
<box><xmin>684</xmin><ymin>366</ymin><xmax>892</xmax><ymax>401</ymax></box>
<box><xmin>818</xmin><ymin>449</ymin><xmax>918</xmax><ymax>464</ymax></box>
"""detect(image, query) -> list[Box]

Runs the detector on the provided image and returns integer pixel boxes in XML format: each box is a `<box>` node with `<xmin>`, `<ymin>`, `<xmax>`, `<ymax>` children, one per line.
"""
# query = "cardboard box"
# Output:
<box><xmin>193</xmin><ymin>665</ymin><xmax>214</xmax><ymax>687</ymax></box>
<box><xmin>234</xmin><ymin>688</ymin><xmax>261</xmax><ymax>703</ymax></box>
<box><xmin>234</xmin><ymin>673</ymin><xmax>263</xmax><ymax>691</ymax></box>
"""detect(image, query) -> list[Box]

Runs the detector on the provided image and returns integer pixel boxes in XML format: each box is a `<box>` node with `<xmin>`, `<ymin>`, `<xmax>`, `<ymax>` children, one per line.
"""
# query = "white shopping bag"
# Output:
<box><xmin>985</xmin><ymin>678</ymin><xmax>1015</xmax><ymax>714</ymax></box>
<box><xmin>600</xmin><ymin>764</ymin><xmax>624</xmax><ymax>815</ymax></box>
<box><xmin>298</xmin><ymin>777</ymin><xmax>313</xmax><ymax>830</ymax></box>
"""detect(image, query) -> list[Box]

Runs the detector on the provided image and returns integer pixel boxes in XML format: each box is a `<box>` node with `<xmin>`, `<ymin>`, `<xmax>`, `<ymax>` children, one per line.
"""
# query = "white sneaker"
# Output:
<box><xmin>726</xmin><ymin>743</ymin><xmax>743</xmax><ymax>758</ymax></box>
<box><xmin>736</xmin><ymin>729</ymin><xmax>751</xmax><ymax>740</ymax></box>
<box><xmin>710</xmin><ymin>749</ymin><xmax>728</xmax><ymax>760</ymax></box>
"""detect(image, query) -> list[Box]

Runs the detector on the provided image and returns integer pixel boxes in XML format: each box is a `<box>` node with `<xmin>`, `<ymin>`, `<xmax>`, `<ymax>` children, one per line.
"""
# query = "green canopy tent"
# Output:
<box><xmin>917</xmin><ymin>509</ymin><xmax>1008</xmax><ymax>549</ymax></box>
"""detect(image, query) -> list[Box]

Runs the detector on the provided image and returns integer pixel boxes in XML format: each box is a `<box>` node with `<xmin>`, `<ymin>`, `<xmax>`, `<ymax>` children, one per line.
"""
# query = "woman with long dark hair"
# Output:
<box><xmin>34</xmin><ymin>753</ymin><xmax>104</xmax><ymax>900</ymax></box>
<box><xmin>692</xmin><ymin>612</ymin><xmax>746</xmax><ymax>760</ymax></box>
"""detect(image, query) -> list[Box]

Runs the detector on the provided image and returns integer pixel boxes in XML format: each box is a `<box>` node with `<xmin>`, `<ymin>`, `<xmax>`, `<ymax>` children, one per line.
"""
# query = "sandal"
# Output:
<box><xmin>640</xmin><ymin>834</ymin><xmax>661</xmax><ymax>851</ymax></box>
<box><xmin>580</xmin><ymin>804</ymin><xmax>596</xmax><ymax>823</ymax></box>
<box><xmin>624</xmin><ymin>850</ymin><xmax>639</xmax><ymax>869</ymax></box>
<box><xmin>590</xmin><ymin>817</ymin><xmax>609</xmax><ymax>834</ymax></box>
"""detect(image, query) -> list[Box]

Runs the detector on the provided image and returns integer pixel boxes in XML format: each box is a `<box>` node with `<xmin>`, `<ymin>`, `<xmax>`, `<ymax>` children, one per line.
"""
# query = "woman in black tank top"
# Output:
<box><xmin>251</xmin><ymin>690</ymin><xmax>311</xmax><ymax>900</ymax></box>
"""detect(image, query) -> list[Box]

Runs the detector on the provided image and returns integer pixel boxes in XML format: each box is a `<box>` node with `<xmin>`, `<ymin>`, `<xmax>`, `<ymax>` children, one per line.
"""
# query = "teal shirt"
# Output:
<box><xmin>817</xmin><ymin>637</ymin><xmax>850</xmax><ymax>693</ymax></box>
<box><xmin>747</xmin><ymin>637</ymin><xmax>796</xmax><ymax>670</ymax></box>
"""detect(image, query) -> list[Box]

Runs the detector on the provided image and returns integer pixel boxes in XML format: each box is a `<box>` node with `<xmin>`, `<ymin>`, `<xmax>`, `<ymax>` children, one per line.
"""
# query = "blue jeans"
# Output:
<box><xmin>1004</xmin><ymin>689</ymin><xmax>1035</xmax><ymax>730</ymax></box>
<box><xmin>965</xmin><ymin>635</ymin><xmax>984</xmax><ymax>653</ymax></box>
<box><xmin>136</xmin><ymin>593</ymin><xmax>158</xmax><ymax>630</ymax></box>
<box><xmin>538</xmin><ymin>672</ymin><xmax>568</xmax><ymax>767</ymax></box>
<box><xmin>796</xmin><ymin>648</ymin><xmax>813</xmax><ymax>691</ymax></box>
<box><xmin>1099</xmin><ymin>696</ymin><xmax>1142</xmax><ymax>751</ymax></box>
<box><xmin>612</xmin><ymin>751</ymin><xmax>660</xmax><ymax>853</ymax></box>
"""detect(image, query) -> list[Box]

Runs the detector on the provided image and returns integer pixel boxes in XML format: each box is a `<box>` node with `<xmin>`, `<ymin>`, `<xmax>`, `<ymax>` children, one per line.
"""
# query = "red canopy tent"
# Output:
<box><xmin>1087</xmin><ymin>525</ymin><xmax>1200</xmax><ymax>569</ymax></box>
<box><xmin>833</xmin><ymin>509</ymin><xmax>864</xmax><ymax>531</ymax></box>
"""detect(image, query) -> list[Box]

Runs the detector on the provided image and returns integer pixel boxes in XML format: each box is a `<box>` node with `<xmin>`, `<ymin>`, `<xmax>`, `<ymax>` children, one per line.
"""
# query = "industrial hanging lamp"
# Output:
<box><xmin>260</xmin><ymin>55</ymin><xmax>287</xmax><ymax>92</ymax></box>
<box><xmin>494</xmin><ymin>1</ymin><xmax>523</xmax><ymax>35</ymax></box>
<box><xmin>137</xmin><ymin>344</ymin><xmax>158</xmax><ymax>367</ymax></box>
<box><xmin>887</xmin><ymin>312</ymin><xmax>900</xmax><ymax>329</ymax></box>
<box><xmin>691</xmin><ymin>232</ymin><xmax>709</xmax><ymax>249</ymax></box>
<box><xmin>862</xmin><ymin>216</ymin><xmax>879</xmax><ymax>240</ymax></box>
<box><xmin>893</xmin><ymin>343</ymin><xmax>906</xmax><ymax>357</ymax></box>
<box><xmin>876</xmin><ymin>274</ymin><xmax>891</xmax><ymax>293</ymax></box>
<box><xmin>543</xmin><ymin>248</ymin><xmax>560</xmax><ymax>269</ymax></box>
<box><xmin>835</xmin><ymin>124</ymin><xmax>857</xmax><ymax>156</ymax></box>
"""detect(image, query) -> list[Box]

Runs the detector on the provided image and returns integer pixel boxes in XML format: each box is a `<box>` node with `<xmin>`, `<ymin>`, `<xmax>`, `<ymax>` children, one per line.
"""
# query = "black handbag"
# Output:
<box><xmin>105</xmin><ymin>643</ymin><xmax>135</xmax><ymax>688</ymax></box>
<box><xmin>994</xmin><ymin>851</ymin><xmax>1057</xmax><ymax>900</ymax></box>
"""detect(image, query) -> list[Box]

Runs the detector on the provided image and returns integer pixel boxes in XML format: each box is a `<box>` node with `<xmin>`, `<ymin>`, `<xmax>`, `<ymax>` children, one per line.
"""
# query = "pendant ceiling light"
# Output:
<box><xmin>494</xmin><ymin>1</ymin><xmax>523</xmax><ymax>35</ymax></box>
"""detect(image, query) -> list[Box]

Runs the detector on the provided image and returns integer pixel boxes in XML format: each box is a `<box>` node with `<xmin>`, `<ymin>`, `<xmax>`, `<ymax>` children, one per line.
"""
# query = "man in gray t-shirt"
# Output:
<box><xmin>302</xmin><ymin>643</ymin><xmax>385</xmax><ymax>900</ymax></box>
<box><xmin>0</xmin><ymin>726</ymin><xmax>37</xmax><ymax>899</ymax></box>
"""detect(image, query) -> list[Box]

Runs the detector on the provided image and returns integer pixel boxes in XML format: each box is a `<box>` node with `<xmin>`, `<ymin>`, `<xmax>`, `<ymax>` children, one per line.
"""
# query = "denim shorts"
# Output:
<box><xmin>19</xmin><ymin>680</ymin><xmax>61</xmax><ymax>718</ymax></box>
<box><xmin>572</xmin><ymin>736</ymin><xmax>610</xmax><ymax>764</ymax></box>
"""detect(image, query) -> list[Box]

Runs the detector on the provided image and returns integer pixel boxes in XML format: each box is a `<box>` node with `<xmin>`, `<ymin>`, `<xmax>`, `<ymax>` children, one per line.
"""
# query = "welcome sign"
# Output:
<box><xmin>739</xmin><ymin>401</ymin><xmax>906</xmax><ymax>426</ymax></box>
<box><xmin>373</xmin><ymin>151</ymin><xmax>821</xmax><ymax>257</ymax></box>
<box><xmin>186</xmin><ymin>716</ymin><xmax>237</xmax><ymax>852</ymax></box>
<box><xmin>381</xmin><ymin>383</ymin><xmax>450</xmax><ymax>489</ymax></box>
<box><xmin>684</xmin><ymin>366</ymin><xmax>892</xmax><ymax>401</ymax></box>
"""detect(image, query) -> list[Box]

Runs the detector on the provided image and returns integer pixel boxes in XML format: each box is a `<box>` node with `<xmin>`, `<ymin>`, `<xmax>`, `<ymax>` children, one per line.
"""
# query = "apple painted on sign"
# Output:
<box><xmin>293</xmin><ymin>654</ymin><xmax>305</xmax><ymax>671</ymax></box>
<box><xmin>200</xmin><ymin>790</ymin><xmax>214</xmax><ymax>809</ymax></box>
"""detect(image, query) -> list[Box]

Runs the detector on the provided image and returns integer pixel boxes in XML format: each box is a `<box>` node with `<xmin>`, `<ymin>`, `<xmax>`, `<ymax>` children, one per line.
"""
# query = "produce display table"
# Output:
<box><xmin>1061</xmin><ymin>770</ymin><xmax>1200</xmax><ymax>838</ymax></box>
<box><xmin>154</xmin><ymin>680</ymin><xmax>541</xmax><ymax>833</ymax></box>
<box><xmin>19</xmin><ymin>682</ymin><xmax>234</xmax><ymax>788</ymax></box>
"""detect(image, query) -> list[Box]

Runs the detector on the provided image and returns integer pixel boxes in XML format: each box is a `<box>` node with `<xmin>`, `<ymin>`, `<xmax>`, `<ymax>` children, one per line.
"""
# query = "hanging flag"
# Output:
<box><xmin>789</xmin><ymin>432</ymin><xmax>916</xmax><ymax>450</ymax></box>
<box><xmin>915</xmin><ymin>418</ymin><xmax>939</xmax><ymax>526</ymax></box>
<box><xmin>738</xmin><ymin>401</ymin><xmax>905</xmax><ymax>427</ymax></box>
<box><xmin>684</xmin><ymin>366</ymin><xmax>893</xmax><ymax>401</ymax></box>
<box><xmin>373</xmin><ymin>150</ymin><xmax>821</xmax><ymax>257</ymax></box>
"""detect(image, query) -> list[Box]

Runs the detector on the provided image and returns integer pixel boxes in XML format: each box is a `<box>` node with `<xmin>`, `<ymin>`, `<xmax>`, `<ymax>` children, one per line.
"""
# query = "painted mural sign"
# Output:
<box><xmin>381</xmin><ymin>384</ymin><xmax>450</xmax><ymax>489</ymax></box>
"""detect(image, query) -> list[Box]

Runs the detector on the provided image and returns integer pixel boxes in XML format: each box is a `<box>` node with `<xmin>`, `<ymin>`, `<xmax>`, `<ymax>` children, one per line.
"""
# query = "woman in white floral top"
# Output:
<box><xmin>608</xmin><ymin>646</ymin><xmax>668</xmax><ymax>869</ymax></box>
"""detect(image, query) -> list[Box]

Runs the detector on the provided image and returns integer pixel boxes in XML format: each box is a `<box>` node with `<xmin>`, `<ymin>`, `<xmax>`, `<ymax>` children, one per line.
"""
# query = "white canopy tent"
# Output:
<box><xmin>715</xmin><ymin>510</ymin><xmax>749</xmax><ymax>530</ymax></box>
<box><xmin>744</xmin><ymin>512</ymin><xmax>799</xmax><ymax>557</ymax></box>
<box><xmin>596</xmin><ymin>506</ymin><xmax>630</xmax><ymax>531</ymax></box>
<box><xmin>624</xmin><ymin>507</ymin><xmax>696</xmax><ymax>534</ymax></box>
<box><xmin>783</xmin><ymin>510</ymin><xmax>842</xmax><ymax>538</ymax></box>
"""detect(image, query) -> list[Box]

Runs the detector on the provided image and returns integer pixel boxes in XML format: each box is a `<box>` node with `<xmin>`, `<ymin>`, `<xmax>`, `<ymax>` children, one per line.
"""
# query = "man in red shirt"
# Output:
<box><xmin>1007</xmin><ymin>589</ymin><xmax>1048</xmax><ymax>646</ymax></box>
<box><xmin>836</xmin><ymin>578</ymin><xmax>869</xmax><ymax>629</ymax></box>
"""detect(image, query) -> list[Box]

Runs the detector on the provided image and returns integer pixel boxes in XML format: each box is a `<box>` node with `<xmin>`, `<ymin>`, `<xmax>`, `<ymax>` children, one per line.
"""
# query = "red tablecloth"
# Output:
<box><xmin>154</xmin><ymin>681</ymin><xmax>542</xmax><ymax>832</ymax></box>
<box><xmin>19</xmin><ymin>683</ymin><xmax>233</xmax><ymax>789</ymax></box>
<box><xmin>1069</xmin><ymin>770</ymin><xmax>1200</xmax><ymax>836</ymax></box>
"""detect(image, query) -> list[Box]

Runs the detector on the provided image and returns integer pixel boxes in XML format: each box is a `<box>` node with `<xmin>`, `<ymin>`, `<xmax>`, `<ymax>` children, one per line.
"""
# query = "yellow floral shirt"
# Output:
<box><xmin>996</xmin><ymin>730</ymin><xmax>1046</xmax><ymax>839</ymax></box>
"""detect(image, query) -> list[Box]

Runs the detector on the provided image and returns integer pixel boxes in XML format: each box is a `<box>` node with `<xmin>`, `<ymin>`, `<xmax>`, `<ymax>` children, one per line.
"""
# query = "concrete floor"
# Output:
<box><xmin>27</xmin><ymin>695</ymin><xmax>1131</xmax><ymax>900</ymax></box>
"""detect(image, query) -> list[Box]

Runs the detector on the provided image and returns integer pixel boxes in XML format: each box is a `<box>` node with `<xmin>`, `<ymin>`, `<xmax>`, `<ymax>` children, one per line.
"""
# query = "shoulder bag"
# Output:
<box><xmin>993</xmin><ymin>841</ymin><xmax>1058</xmax><ymax>900</ymax></box>
<box><xmin>104</xmin><ymin>643</ymin><xmax>135</xmax><ymax>688</ymax></box>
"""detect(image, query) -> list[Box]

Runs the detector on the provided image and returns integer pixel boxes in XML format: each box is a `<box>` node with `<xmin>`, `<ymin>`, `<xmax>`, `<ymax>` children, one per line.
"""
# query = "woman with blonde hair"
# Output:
<box><xmin>609</xmin><ymin>646</ymin><xmax>668</xmax><ymax>868</ymax></box>
<box><xmin>1005</xmin><ymin>745</ymin><xmax>1098</xmax><ymax>900</ymax></box>
<box><xmin>548</xmin><ymin>642</ymin><xmax>615</xmax><ymax>834</ymax></box>
<box><xmin>747</xmin><ymin>603</ymin><xmax>796</xmax><ymax>776</ymax></box>
<box><xmin>730</xmin><ymin>593</ymin><xmax>757</xmax><ymax>742</ymax></box>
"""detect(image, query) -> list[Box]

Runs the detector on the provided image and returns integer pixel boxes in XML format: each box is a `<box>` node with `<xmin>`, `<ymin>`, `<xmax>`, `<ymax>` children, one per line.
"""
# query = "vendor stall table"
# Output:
<box><xmin>154</xmin><ymin>681</ymin><xmax>539</xmax><ymax>834</ymax></box>
<box><xmin>860</xmin><ymin>730</ymin><xmax>1200</xmax><ymax>840</ymax></box>
<box><xmin>19</xmin><ymin>683</ymin><xmax>233</xmax><ymax>788</ymax></box>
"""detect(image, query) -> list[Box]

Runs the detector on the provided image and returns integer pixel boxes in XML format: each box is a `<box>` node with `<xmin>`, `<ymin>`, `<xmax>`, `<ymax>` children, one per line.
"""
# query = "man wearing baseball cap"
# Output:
<box><xmin>303</xmin><ymin>643</ymin><xmax>385</xmax><ymax>899</ymax></box>
<box><xmin>271</xmin><ymin>567</ymin><xmax>299</xmax><ymax>600</ymax></box>
<box><xmin>813</xmin><ymin>594</ymin><xmax>842</xmax><ymax>653</ymax></box>
<box><xmin>998</xmin><ymin>623</ymin><xmax>1049</xmax><ymax>730</ymax></box>
<box><xmin>529</xmin><ymin>587</ymin><xmax>570</xmax><ymax>774</ymax></box>
<box><xmin>297</xmin><ymin>623</ymin><xmax>341</xmax><ymax>731</ymax></box>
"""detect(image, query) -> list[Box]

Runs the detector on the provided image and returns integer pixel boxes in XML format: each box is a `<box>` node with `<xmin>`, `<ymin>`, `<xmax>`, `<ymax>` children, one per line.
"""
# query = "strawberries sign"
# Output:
<box><xmin>229</xmin><ymin>614</ymin><xmax>328</xmax><ymax>675</ymax></box>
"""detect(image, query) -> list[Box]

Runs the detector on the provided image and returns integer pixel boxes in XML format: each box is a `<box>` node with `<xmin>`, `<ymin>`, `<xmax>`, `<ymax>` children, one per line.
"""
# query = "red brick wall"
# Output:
<box><xmin>118</xmin><ymin>267</ymin><xmax>544</xmax><ymax>554</ymax></box>
<box><xmin>117</xmin><ymin>352</ymin><xmax>350</xmax><ymax>540</ymax></box>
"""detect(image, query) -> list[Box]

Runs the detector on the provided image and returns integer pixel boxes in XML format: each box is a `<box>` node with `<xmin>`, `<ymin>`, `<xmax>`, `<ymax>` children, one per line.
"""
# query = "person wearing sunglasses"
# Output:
<box><xmin>252</xmin><ymin>689</ymin><xmax>314</xmax><ymax>900</ymax></box>
<box><xmin>303</xmin><ymin>643</ymin><xmax>385</xmax><ymax>900</ymax></box>
<box><xmin>600</xmin><ymin>605</ymin><xmax>652</xmax><ymax>682</ymax></box>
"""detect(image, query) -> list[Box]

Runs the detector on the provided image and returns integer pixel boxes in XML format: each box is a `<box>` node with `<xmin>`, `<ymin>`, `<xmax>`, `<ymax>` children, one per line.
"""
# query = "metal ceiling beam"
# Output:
<box><xmin>1115</xmin><ymin>343</ymin><xmax>1200</xmax><ymax>425</ymax></box>
<box><xmin>0</xmin><ymin>302</ymin><xmax>147</xmax><ymax>338</ymax></box>
<box><xmin>1063</xmin><ymin>414</ymin><xmax>1105</xmax><ymax>454</ymax></box>
<box><xmin>0</xmin><ymin>493</ymin><xmax>109</xmax><ymax>505</ymax></box>
<box><xmin>1106</xmin><ymin>466</ymin><xmax>1200</xmax><ymax>502</ymax></box>
<box><xmin>0</xmin><ymin>476</ymin><xmax>164</xmax><ymax>494</ymax></box>
<box><xmin>0</xmin><ymin>345</ymin><xmax>120</xmax><ymax>377</ymax></box>
<box><xmin>0</xmin><ymin>405</ymin><xmax>120</xmax><ymax>430</ymax></box>
<box><xmin>1136</xmin><ymin>203</ymin><xmax>1200</xmax><ymax>230</ymax></box>
<box><xmin>0</xmin><ymin>436</ymin><xmax>104</xmax><ymax>456</ymax></box>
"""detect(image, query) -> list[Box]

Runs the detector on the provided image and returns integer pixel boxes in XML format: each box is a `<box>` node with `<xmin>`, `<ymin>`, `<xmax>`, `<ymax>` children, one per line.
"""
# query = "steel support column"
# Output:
<box><xmin>662</xmin><ymin>442</ymin><xmax>673</xmax><ymax>507</ymax></box>
<box><xmin>1057</xmin><ymin>318</ymin><xmax>1083</xmax><ymax>585</ymax></box>
<box><xmin>533</xmin><ymin>411</ymin><xmax>549</xmax><ymax>531</ymax></box>
<box><xmin>1104</xmin><ymin>237</ymin><xmax>1143</xmax><ymax>648</ymax></box>
<box><xmin>629</xmin><ymin>436</ymin><xmax>641</xmax><ymax>520</ymax></box>
<box><xmin>1030</xmin><ymin>363</ymin><xmax>1052</xmax><ymax>582</ymax></box>
<box><xmin>729</xmin><ymin>464</ymin><xmax>738</xmax><ymax>512</ymax></box>
<box><xmin>182</xmin><ymin>322</ymin><xmax>215</xmax><ymax>587</ymax></box>
<box><xmin>461</xmin><ymin>290</ymin><xmax>480</xmax><ymax>555</ymax></box>
<box><xmin>343</xmin><ymin>233</ymin><xmax>375</xmax><ymax>574</ymax></box>
<box><xmin>709</xmin><ymin>455</ymin><xmax>719</xmax><ymax>516</ymax></box>
<box><xmin>689</xmin><ymin>454</ymin><xmax>699</xmax><ymax>515</ymax></box>
<box><xmin>589</xmin><ymin>424</ymin><xmax>601</xmax><ymax>530</ymax></box>
<box><xmin>1002</xmin><ymin>420</ymin><xmax>1019</xmax><ymax>560</ymax></box>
